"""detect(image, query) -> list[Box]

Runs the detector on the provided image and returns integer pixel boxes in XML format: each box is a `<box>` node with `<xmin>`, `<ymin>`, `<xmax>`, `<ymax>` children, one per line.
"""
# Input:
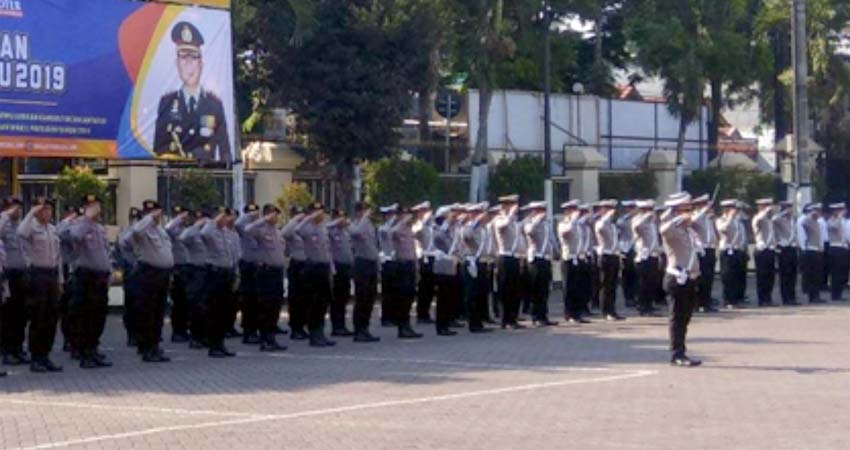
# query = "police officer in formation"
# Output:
<box><xmin>6</xmin><ymin>191</ymin><xmax>850</xmax><ymax>376</ymax></box>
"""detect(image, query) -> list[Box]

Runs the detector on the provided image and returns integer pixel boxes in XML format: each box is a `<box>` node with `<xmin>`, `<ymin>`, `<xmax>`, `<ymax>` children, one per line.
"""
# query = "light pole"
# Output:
<box><xmin>791</xmin><ymin>0</ymin><xmax>811</xmax><ymax>207</ymax></box>
<box><xmin>543</xmin><ymin>0</ymin><xmax>553</xmax><ymax>218</ymax></box>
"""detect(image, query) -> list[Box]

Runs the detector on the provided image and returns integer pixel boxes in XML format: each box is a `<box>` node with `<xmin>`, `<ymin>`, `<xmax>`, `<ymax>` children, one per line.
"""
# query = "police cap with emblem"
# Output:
<box><xmin>142</xmin><ymin>199</ymin><xmax>161</xmax><ymax>214</ymax></box>
<box><xmin>244</xmin><ymin>203</ymin><xmax>260</xmax><ymax>214</ymax></box>
<box><xmin>172</xmin><ymin>22</ymin><xmax>204</xmax><ymax>56</ymax></box>
<box><xmin>81</xmin><ymin>194</ymin><xmax>101</xmax><ymax>206</ymax></box>
<box><xmin>2</xmin><ymin>196</ymin><xmax>23</xmax><ymax>209</ymax></box>
<box><xmin>262</xmin><ymin>203</ymin><xmax>281</xmax><ymax>215</ymax></box>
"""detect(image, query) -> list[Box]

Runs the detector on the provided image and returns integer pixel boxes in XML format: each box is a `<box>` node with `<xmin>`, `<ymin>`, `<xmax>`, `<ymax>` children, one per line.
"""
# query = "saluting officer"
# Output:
<box><xmin>201</xmin><ymin>207</ymin><xmax>238</xmax><ymax>357</ymax></box>
<box><xmin>129</xmin><ymin>200</ymin><xmax>174</xmax><ymax>363</ymax></box>
<box><xmin>295</xmin><ymin>203</ymin><xmax>337</xmax><ymax>347</ymax></box>
<box><xmin>618</xmin><ymin>201</ymin><xmax>639</xmax><ymax>307</ymax></box>
<box><xmin>153</xmin><ymin>21</ymin><xmax>230</xmax><ymax>163</ymax></box>
<box><xmin>461</xmin><ymin>203</ymin><xmax>495</xmax><ymax>333</ymax></box>
<box><xmin>117</xmin><ymin>207</ymin><xmax>142</xmax><ymax>347</ymax></box>
<box><xmin>595</xmin><ymin>199</ymin><xmax>625</xmax><ymax>321</ymax></box>
<box><xmin>17</xmin><ymin>197</ymin><xmax>63</xmax><ymax>372</ymax></box>
<box><xmin>179</xmin><ymin>210</ymin><xmax>210</xmax><ymax>348</ymax></box>
<box><xmin>797</xmin><ymin>203</ymin><xmax>825</xmax><ymax>303</ymax></box>
<box><xmin>234</xmin><ymin>204</ymin><xmax>262</xmax><ymax>344</ymax></box>
<box><xmin>282</xmin><ymin>208</ymin><xmax>309</xmax><ymax>340</ymax></box>
<box><xmin>66</xmin><ymin>195</ymin><xmax>113</xmax><ymax>369</ymax></box>
<box><xmin>523</xmin><ymin>201</ymin><xmax>559</xmax><ymax>327</ymax></box>
<box><xmin>659</xmin><ymin>193</ymin><xmax>702</xmax><ymax>367</ymax></box>
<box><xmin>0</xmin><ymin>197</ymin><xmax>29</xmax><ymax>366</ymax></box>
<box><xmin>390</xmin><ymin>207</ymin><xmax>424</xmax><ymax>339</ymax></box>
<box><xmin>632</xmin><ymin>199</ymin><xmax>663</xmax><ymax>316</ymax></box>
<box><xmin>559</xmin><ymin>200</ymin><xmax>587</xmax><ymax>323</ymax></box>
<box><xmin>412</xmin><ymin>201</ymin><xmax>436</xmax><ymax>324</ymax></box>
<box><xmin>773</xmin><ymin>201</ymin><xmax>798</xmax><ymax>305</ymax></box>
<box><xmin>56</xmin><ymin>205</ymin><xmax>79</xmax><ymax>352</ymax></box>
<box><xmin>492</xmin><ymin>194</ymin><xmax>523</xmax><ymax>329</ymax></box>
<box><xmin>244</xmin><ymin>204</ymin><xmax>288</xmax><ymax>351</ymax></box>
<box><xmin>165</xmin><ymin>206</ymin><xmax>191</xmax><ymax>342</ymax></box>
<box><xmin>752</xmin><ymin>198</ymin><xmax>777</xmax><ymax>307</ymax></box>
<box><xmin>717</xmin><ymin>200</ymin><xmax>746</xmax><ymax>309</ymax></box>
<box><xmin>224</xmin><ymin>212</ymin><xmax>242</xmax><ymax>338</ymax></box>
<box><xmin>826</xmin><ymin>203</ymin><xmax>849</xmax><ymax>301</ymax></box>
<box><xmin>348</xmin><ymin>203</ymin><xmax>381</xmax><ymax>342</ymax></box>
<box><xmin>377</xmin><ymin>204</ymin><xmax>399</xmax><ymax>327</ymax></box>
<box><xmin>328</xmin><ymin>209</ymin><xmax>354</xmax><ymax>337</ymax></box>
<box><xmin>690</xmin><ymin>194</ymin><xmax>718</xmax><ymax>313</ymax></box>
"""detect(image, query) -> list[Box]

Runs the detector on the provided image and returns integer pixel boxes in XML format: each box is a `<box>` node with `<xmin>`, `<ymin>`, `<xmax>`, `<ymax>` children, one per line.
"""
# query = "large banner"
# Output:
<box><xmin>0</xmin><ymin>0</ymin><xmax>236</xmax><ymax>162</ymax></box>
<box><xmin>167</xmin><ymin>0</ymin><xmax>231</xmax><ymax>9</ymax></box>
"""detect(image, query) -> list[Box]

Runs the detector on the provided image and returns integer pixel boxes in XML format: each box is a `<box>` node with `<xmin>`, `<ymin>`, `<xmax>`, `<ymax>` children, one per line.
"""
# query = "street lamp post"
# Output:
<box><xmin>543</xmin><ymin>0</ymin><xmax>553</xmax><ymax>218</ymax></box>
<box><xmin>791</xmin><ymin>0</ymin><xmax>812</xmax><ymax>207</ymax></box>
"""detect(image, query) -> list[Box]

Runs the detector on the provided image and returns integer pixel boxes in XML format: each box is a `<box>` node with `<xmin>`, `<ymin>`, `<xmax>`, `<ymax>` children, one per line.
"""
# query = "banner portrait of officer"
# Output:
<box><xmin>152</xmin><ymin>21</ymin><xmax>232</xmax><ymax>164</ymax></box>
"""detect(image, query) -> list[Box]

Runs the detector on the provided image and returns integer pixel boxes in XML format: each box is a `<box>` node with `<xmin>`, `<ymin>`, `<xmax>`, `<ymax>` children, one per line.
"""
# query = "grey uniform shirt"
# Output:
<box><xmin>827</xmin><ymin>217</ymin><xmax>847</xmax><ymax>248</ymax></box>
<box><xmin>617</xmin><ymin>213</ymin><xmax>636</xmax><ymax>254</ymax></box>
<box><xmin>245</xmin><ymin>218</ymin><xmax>286</xmax><ymax>268</ymax></box>
<box><xmin>201</xmin><ymin>221</ymin><xmax>233</xmax><ymax>269</ymax></box>
<box><xmin>797</xmin><ymin>214</ymin><xmax>823</xmax><ymax>251</ymax></box>
<box><xmin>56</xmin><ymin>217</ymin><xmax>78</xmax><ymax>269</ymax></box>
<box><xmin>0</xmin><ymin>212</ymin><xmax>27</xmax><ymax>270</ymax></box>
<box><xmin>752</xmin><ymin>209</ymin><xmax>777</xmax><ymax>250</ymax></box>
<box><xmin>773</xmin><ymin>210</ymin><xmax>796</xmax><ymax>247</ymax></box>
<box><xmin>296</xmin><ymin>219</ymin><xmax>332</xmax><ymax>264</ymax></box>
<box><xmin>282</xmin><ymin>216</ymin><xmax>307</xmax><ymax>262</ymax></box>
<box><xmin>558</xmin><ymin>215</ymin><xmax>582</xmax><ymax>262</ymax></box>
<box><xmin>70</xmin><ymin>217</ymin><xmax>111</xmax><ymax>273</ymax></box>
<box><xmin>492</xmin><ymin>209</ymin><xmax>520</xmax><ymax>257</ymax></box>
<box><xmin>413</xmin><ymin>217</ymin><xmax>435</xmax><ymax>259</ymax></box>
<box><xmin>17</xmin><ymin>209</ymin><xmax>61</xmax><ymax>270</ymax></box>
<box><xmin>378</xmin><ymin>217</ymin><xmax>397</xmax><ymax>261</ymax></box>
<box><xmin>660</xmin><ymin>215</ymin><xmax>701</xmax><ymax>279</ymax></box>
<box><xmin>462</xmin><ymin>220</ymin><xmax>488</xmax><ymax>260</ymax></box>
<box><xmin>165</xmin><ymin>217</ymin><xmax>189</xmax><ymax>266</ymax></box>
<box><xmin>690</xmin><ymin>207</ymin><xmax>718</xmax><ymax>249</ymax></box>
<box><xmin>118</xmin><ymin>226</ymin><xmax>138</xmax><ymax>268</ymax></box>
<box><xmin>390</xmin><ymin>218</ymin><xmax>417</xmax><ymax>262</ymax></box>
<box><xmin>130</xmin><ymin>215</ymin><xmax>174</xmax><ymax>269</ymax></box>
<box><xmin>328</xmin><ymin>225</ymin><xmax>354</xmax><ymax>266</ymax></box>
<box><xmin>226</xmin><ymin>228</ymin><xmax>241</xmax><ymax>269</ymax></box>
<box><xmin>179</xmin><ymin>221</ymin><xmax>208</xmax><ymax>266</ymax></box>
<box><xmin>716</xmin><ymin>214</ymin><xmax>745</xmax><ymax>253</ymax></box>
<box><xmin>594</xmin><ymin>211</ymin><xmax>619</xmax><ymax>256</ymax></box>
<box><xmin>349</xmin><ymin>216</ymin><xmax>379</xmax><ymax>262</ymax></box>
<box><xmin>524</xmin><ymin>214</ymin><xmax>558</xmax><ymax>260</ymax></box>
<box><xmin>632</xmin><ymin>212</ymin><xmax>661</xmax><ymax>262</ymax></box>
<box><xmin>235</xmin><ymin>212</ymin><xmax>261</xmax><ymax>263</ymax></box>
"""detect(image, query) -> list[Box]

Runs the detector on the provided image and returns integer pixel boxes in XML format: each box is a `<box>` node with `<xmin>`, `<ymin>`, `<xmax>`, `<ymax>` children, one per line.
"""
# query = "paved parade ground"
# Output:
<box><xmin>1</xmin><ymin>284</ymin><xmax>849</xmax><ymax>450</ymax></box>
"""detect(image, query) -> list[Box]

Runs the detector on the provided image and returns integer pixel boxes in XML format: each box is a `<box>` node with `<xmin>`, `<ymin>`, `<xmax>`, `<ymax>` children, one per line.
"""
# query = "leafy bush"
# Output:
<box><xmin>55</xmin><ymin>166</ymin><xmax>110</xmax><ymax>208</ymax></box>
<box><xmin>436</xmin><ymin>176</ymin><xmax>470</xmax><ymax>204</ymax></box>
<box><xmin>599</xmin><ymin>170</ymin><xmax>658</xmax><ymax>200</ymax></box>
<box><xmin>362</xmin><ymin>157</ymin><xmax>440</xmax><ymax>207</ymax></box>
<box><xmin>276</xmin><ymin>182</ymin><xmax>315</xmax><ymax>217</ymax></box>
<box><xmin>488</xmin><ymin>155</ymin><xmax>545</xmax><ymax>203</ymax></box>
<box><xmin>170</xmin><ymin>169</ymin><xmax>219</xmax><ymax>211</ymax></box>
<box><xmin>685</xmin><ymin>167</ymin><xmax>777</xmax><ymax>206</ymax></box>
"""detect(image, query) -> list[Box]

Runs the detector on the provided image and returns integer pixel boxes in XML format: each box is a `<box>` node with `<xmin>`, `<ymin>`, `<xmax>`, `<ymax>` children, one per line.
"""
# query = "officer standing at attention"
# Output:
<box><xmin>493</xmin><ymin>194</ymin><xmax>523</xmax><ymax>329</ymax></box>
<box><xmin>523</xmin><ymin>201</ymin><xmax>559</xmax><ymax>327</ymax></box>
<box><xmin>378</xmin><ymin>204</ymin><xmax>399</xmax><ymax>327</ymax></box>
<box><xmin>201</xmin><ymin>207</ymin><xmax>237</xmax><ymax>357</ymax></box>
<box><xmin>659</xmin><ymin>193</ymin><xmax>702</xmax><ymax>367</ymax></box>
<box><xmin>179</xmin><ymin>210</ymin><xmax>211</xmax><ymax>348</ymax></box>
<box><xmin>773</xmin><ymin>201</ymin><xmax>798</xmax><ymax>305</ymax></box>
<box><xmin>129</xmin><ymin>200</ymin><xmax>174</xmax><ymax>363</ymax></box>
<box><xmin>752</xmin><ymin>199</ymin><xmax>777</xmax><ymax>307</ymax></box>
<box><xmin>617</xmin><ymin>201</ymin><xmax>639</xmax><ymax>308</ymax></box>
<box><xmin>632</xmin><ymin>199</ymin><xmax>663</xmax><ymax>317</ymax></box>
<box><xmin>595</xmin><ymin>200</ymin><xmax>625</xmax><ymax>321</ymax></box>
<box><xmin>717</xmin><ymin>200</ymin><xmax>746</xmax><ymax>309</ymax></box>
<box><xmin>17</xmin><ymin>198</ymin><xmax>63</xmax><ymax>373</ymax></box>
<box><xmin>56</xmin><ymin>205</ymin><xmax>79</xmax><ymax>353</ymax></box>
<box><xmin>0</xmin><ymin>197</ymin><xmax>29</xmax><ymax>366</ymax></box>
<box><xmin>461</xmin><ymin>203</ymin><xmax>495</xmax><ymax>333</ymax></box>
<box><xmin>328</xmin><ymin>210</ymin><xmax>354</xmax><ymax>337</ymax></box>
<box><xmin>412</xmin><ymin>202</ymin><xmax>436</xmax><ymax>324</ymax></box>
<box><xmin>390</xmin><ymin>207</ymin><xmax>424</xmax><ymax>338</ymax></box>
<box><xmin>117</xmin><ymin>208</ymin><xmax>142</xmax><ymax>347</ymax></box>
<box><xmin>690</xmin><ymin>195</ymin><xmax>719</xmax><ymax>313</ymax></box>
<box><xmin>244</xmin><ymin>204</ymin><xmax>288</xmax><ymax>351</ymax></box>
<box><xmin>348</xmin><ymin>203</ymin><xmax>381</xmax><ymax>342</ymax></box>
<box><xmin>282</xmin><ymin>208</ymin><xmax>309</xmax><ymax>341</ymax></box>
<box><xmin>234</xmin><ymin>204</ymin><xmax>262</xmax><ymax>344</ymax></box>
<box><xmin>66</xmin><ymin>195</ymin><xmax>113</xmax><ymax>369</ymax></box>
<box><xmin>224</xmin><ymin>211</ymin><xmax>242</xmax><ymax>338</ymax></box>
<box><xmin>296</xmin><ymin>203</ymin><xmax>337</xmax><ymax>347</ymax></box>
<box><xmin>165</xmin><ymin>206</ymin><xmax>191</xmax><ymax>343</ymax></box>
<box><xmin>558</xmin><ymin>200</ymin><xmax>588</xmax><ymax>324</ymax></box>
<box><xmin>797</xmin><ymin>203</ymin><xmax>825</xmax><ymax>303</ymax></box>
<box><xmin>826</xmin><ymin>203</ymin><xmax>849</xmax><ymax>301</ymax></box>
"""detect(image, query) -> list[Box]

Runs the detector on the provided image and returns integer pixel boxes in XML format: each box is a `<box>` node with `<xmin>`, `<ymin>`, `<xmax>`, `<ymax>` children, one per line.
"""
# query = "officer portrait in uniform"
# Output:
<box><xmin>153</xmin><ymin>21</ymin><xmax>231</xmax><ymax>164</ymax></box>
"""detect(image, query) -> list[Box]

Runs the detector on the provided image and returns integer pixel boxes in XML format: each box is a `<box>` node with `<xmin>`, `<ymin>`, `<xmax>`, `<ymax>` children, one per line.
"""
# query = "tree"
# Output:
<box><xmin>362</xmin><ymin>158</ymin><xmax>440</xmax><ymax>207</ymax></box>
<box><xmin>276</xmin><ymin>182</ymin><xmax>315</xmax><ymax>218</ymax></box>
<box><xmin>55</xmin><ymin>166</ymin><xmax>110</xmax><ymax>211</ymax></box>
<box><xmin>487</xmin><ymin>155</ymin><xmax>545</xmax><ymax>203</ymax></box>
<box><xmin>169</xmin><ymin>169</ymin><xmax>219</xmax><ymax>212</ymax></box>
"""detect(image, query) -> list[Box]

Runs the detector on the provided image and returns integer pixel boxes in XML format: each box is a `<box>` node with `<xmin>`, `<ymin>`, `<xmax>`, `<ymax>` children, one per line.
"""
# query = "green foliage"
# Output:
<box><xmin>55</xmin><ymin>166</ymin><xmax>110</xmax><ymax>209</ymax></box>
<box><xmin>362</xmin><ymin>158</ymin><xmax>440</xmax><ymax>208</ymax></box>
<box><xmin>170</xmin><ymin>169</ymin><xmax>219</xmax><ymax>212</ymax></box>
<box><xmin>685</xmin><ymin>168</ymin><xmax>777</xmax><ymax>207</ymax></box>
<box><xmin>599</xmin><ymin>170</ymin><xmax>658</xmax><ymax>200</ymax></box>
<box><xmin>488</xmin><ymin>155</ymin><xmax>544</xmax><ymax>204</ymax></box>
<box><xmin>436</xmin><ymin>176</ymin><xmax>470</xmax><ymax>205</ymax></box>
<box><xmin>276</xmin><ymin>182</ymin><xmax>315</xmax><ymax>217</ymax></box>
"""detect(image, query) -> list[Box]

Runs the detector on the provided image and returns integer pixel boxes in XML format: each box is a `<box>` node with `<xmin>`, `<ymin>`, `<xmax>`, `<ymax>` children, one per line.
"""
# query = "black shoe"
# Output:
<box><xmin>381</xmin><ymin>319</ymin><xmax>396</xmax><ymax>328</ymax></box>
<box><xmin>759</xmin><ymin>302</ymin><xmax>776</xmax><ymax>307</ymax></box>
<box><xmin>832</xmin><ymin>297</ymin><xmax>848</xmax><ymax>302</ymax></box>
<box><xmin>189</xmin><ymin>339</ymin><xmax>207</xmax><ymax>349</ymax></box>
<box><xmin>171</xmin><ymin>332</ymin><xmax>190</xmax><ymax>343</ymax></box>
<box><xmin>309</xmin><ymin>335</ymin><xmax>337</xmax><ymax>347</ymax></box>
<box><xmin>0</xmin><ymin>370</ymin><xmax>6</xmax><ymax>377</ymax></box>
<box><xmin>31</xmin><ymin>357</ymin><xmax>62</xmax><ymax>373</ymax></box>
<box><xmin>142</xmin><ymin>349</ymin><xmax>171</xmax><ymax>363</ymax></box>
<box><xmin>92</xmin><ymin>353</ymin><xmax>113</xmax><ymax>367</ymax></box>
<box><xmin>604</xmin><ymin>314</ymin><xmax>626</xmax><ymax>321</ymax></box>
<box><xmin>243</xmin><ymin>334</ymin><xmax>263</xmax><ymax>345</ymax></box>
<box><xmin>260</xmin><ymin>341</ymin><xmax>287</xmax><ymax>352</ymax></box>
<box><xmin>533</xmin><ymin>319</ymin><xmax>558</xmax><ymax>327</ymax></box>
<box><xmin>70</xmin><ymin>349</ymin><xmax>82</xmax><ymax>361</ymax></box>
<box><xmin>331</xmin><ymin>328</ymin><xmax>354</xmax><ymax>337</ymax></box>
<box><xmin>275</xmin><ymin>326</ymin><xmax>289</xmax><ymax>335</ymax></box>
<box><xmin>783</xmin><ymin>300</ymin><xmax>800</xmax><ymax>306</ymax></box>
<box><xmin>724</xmin><ymin>303</ymin><xmax>740</xmax><ymax>310</ymax></box>
<box><xmin>416</xmin><ymin>317</ymin><xmax>435</xmax><ymax>325</ymax></box>
<box><xmin>809</xmin><ymin>298</ymin><xmax>827</xmax><ymax>304</ymax></box>
<box><xmin>80</xmin><ymin>357</ymin><xmax>99</xmax><ymax>369</ymax></box>
<box><xmin>448</xmin><ymin>320</ymin><xmax>465</xmax><ymax>329</ymax></box>
<box><xmin>126</xmin><ymin>336</ymin><xmax>137</xmax><ymax>347</ymax></box>
<box><xmin>482</xmin><ymin>318</ymin><xmax>497</xmax><ymax>325</ymax></box>
<box><xmin>469</xmin><ymin>326</ymin><xmax>493</xmax><ymax>334</ymax></box>
<box><xmin>640</xmin><ymin>309</ymin><xmax>664</xmax><ymax>317</ymax></box>
<box><xmin>224</xmin><ymin>329</ymin><xmax>242</xmax><ymax>339</ymax></box>
<box><xmin>697</xmin><ymin>306</ymin><xmax>719</xmax><ymax>313</ymax></box>
<box><xmin>290</xmin><ymin>330</ymin><xmax>309</xmax><ymax>341</ymax></box>
<box><xmin>565</xmin><ymin>315</ymin><xmax>591</xmax><ymax>324</ymax></box>
<box><xmin>500</xmin><ymin>322</ymin><xmax>526</xmax><ymax>330</ymax></box>
<box><xmin>3</xmin><ymin>353</ymin><xmax>25</xmax><ymax>366</ymax></box>
<box><xmin>353</xmin><ymin>331</ymin><xmax>381</xmax><ymax>343</ymax></box>
<box><xmin>671</xmin><ymin>354</ymin><xmax>702</xmax><ymax>367</ymax></box>
<box><xmin>398</xmin><ymin>326</ymin><xmax>424</xmax><ymax>339</ymax></box>
<box><xmin>62</xmin><ymin>341</ymin><xmax>72</xmax><ymax>352</ymax></box>
<box><xmin>208</xmin><ymin>348</ymin><xmax>229</xmax><ymax>358</ymax></box>
<box><xmin>436</xmin><ymin>328</ymin><xmax>458</xmax><ymax>336</ymax></box>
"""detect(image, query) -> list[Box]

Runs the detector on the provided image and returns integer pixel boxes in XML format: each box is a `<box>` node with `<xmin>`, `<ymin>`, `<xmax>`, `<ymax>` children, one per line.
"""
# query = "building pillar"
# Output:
<box><xmin>244</xmin><ymin>141</ymin><xmax>304</xmax><ymax>207</ymax></box>
<box><xmin>111</xmin><ymin>162</ymin><xmax>158</xmax><ymax>228</ymax></box>
<box><xmin>564</xmin><ymin>146</ymin><xmax>606</xmax><ymax>202</ymax></box>
<box><xmin>645</xmin><ymin>150</ymin><xmax>679</xmax><ymax>201</ymax></box>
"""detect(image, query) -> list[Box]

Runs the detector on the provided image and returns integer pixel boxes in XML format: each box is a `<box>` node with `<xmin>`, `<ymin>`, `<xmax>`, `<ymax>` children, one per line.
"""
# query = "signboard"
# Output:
<box><xmin>436</xmin><ymin>91</ymin><xmax>462</xmax><ymax>119</ymax></box>
<box><xmin>0</xmin><ymin>0</ymin><xmax>236</xmax><ymax>162</ymax></box>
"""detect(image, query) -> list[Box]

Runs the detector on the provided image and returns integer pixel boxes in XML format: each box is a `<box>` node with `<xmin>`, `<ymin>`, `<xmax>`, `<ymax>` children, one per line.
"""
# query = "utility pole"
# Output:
<box><xmin>791</xmin><ymin>0</ymin><xmax>811</xmax><ymax>206</ymax></box>
<box><xmin>543</xmin><ymin>0</ymin><xmax>553</xmax><ymax>219</ymax></box>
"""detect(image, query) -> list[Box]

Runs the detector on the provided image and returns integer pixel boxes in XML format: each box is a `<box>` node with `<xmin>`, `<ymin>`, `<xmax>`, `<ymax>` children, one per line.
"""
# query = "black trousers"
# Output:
<box><xmin>590</xmin><ymin>255</ymin><xmax>602</xmax><ymax>310</ymax></box>
<box><xmin>720</xmin><ymin>250</ymin><xmax>746</xmax><ymax>305</ymax></box>
<box><xmin>122</xmin><ymin>267</ymin><xmax>137</xmax><ymax>341</ymax></box>
<box><xmin>416</xmin><ymin>257</ymin><xmax>435</xmax><ymax>319</ymax></box>
<box><xmin>462</xmin><ymin>261</ymin><xmax>489</xmax><ymax>329</ymax></box>
<box><xmin>520</xmin><ymin>262</ymin><xmax>532</xmax><ymax>314</ymax></box>
<box><xmin>380</xmin><ymin>261</ymin><xmax>397</xmax><ymax>324</ymax></box>
<box><xmin>562</xmin><ymin>259</ymin><xmax>585</xmax><ymax>318</ymax></box>
<box><xmin>205</xmin><ymin>266</ymin><xmax>235</xmax><ymax>349</ymax></box>
<box><xmin>1</xmin><ymin>268</ymin><xmax>29</xmax><ymax>354</ymax></box>
<box><xmin>239</xmin><ymin>261</ymin><xmax>258</xmax><ymax>335</ymax></box>
<box><xmin>621</xmin><ymin>250</ymin><xmax>638</xmax><ymax>303</ymax></box>
<box><xmin>528</xmin><ymin>258</ymin><xmax>552</xmax><ymax>321</ymax></box>
<box><xmin>255</xmin><ymin>265</ymin><xmax>284</xmax><ymax>340</ymax></box>
<box><xmin>636</xmin><ymin>257</ymin><xmax>661</xmax><ymax>312</ymax></box>
<box><xmin>134</xmin><ymin>264</ymin><xmax>172</xmax><ymax>353</ymax></box>
<box><xmin>303</xmin><ymin>262</ymin><xmax>331</xmax><ymax>334</ymax></box>
<box><xmin>656</xmin><ymin>254</ymin><xmax>668</xmax><ymax>304</ymax></box>
<box><xmin>697</xmin><ymin>249</ymin><xmax>716</xmax><ymax>308</ymax></box>
<box><xmin>69</xmin><ymin>268</ymin><xmax>110</xmax><ymax>354</ymax></box>
<box><xmin>287</xmin><ymin>260</ymin><xmax>307</xmax><ymax>333</ymax></box>
<box><xmin>823</xmin><ymin>242</ymin><xmax>831</xmax><ymax>288</ymax></box>
<box><xmin>353</xmin><ymin>258</ymin><xmax>378</xmax><ymax>332</ymax></box>
<box><xmin>184</xmin><ymin>265</ymin><xmax>209</xmax><ymax>342</ymax></box>
<box><xmin>754</xmin><ymin>249</ymin><xmax>776</xmax><ymax>305</ymax></box>
<box><xmin>170</xmin><ymin>264</ymin><xmax>190</xmax><ymax>336</ymax></box>
<box><xmin>392</xmin><ymin>261</ymin><xmax>416</xmax><ymax>327</ymax></box>
<box><xmin>27</xmin><ymin>268</ymin><xmax>60</xmax><ymax>358</ymax></box>
<box><xmin>664</xmin><ymin>275</ymin><xmax>697</xmax><ymax>357</ymax></box>
<box><xmin>800</xmin><ymin>250</ymin><xmax>823</xmax><ymax>302</ymax></box>
<box><xmin>777</xmin><ymin>246</ymin><xmax>798</xmax><ymax>304</ymax></box>
<box><xmin>436</xmin><ymin>272</ymin><xmax>456</xmax><ymax>330</ymax></box>
<box><xmin>59</xmin><ymin>264</ymin><xmax>72</xmax><ymax>344</ymax></box>
<box><xmin>331</xmin><ymin>262</ymin><xmax>352</xmax><ymax>330</ymax></box>
<box><xmin>600</xmin><ymin>254</ymin><xmax>620</xmax><ymax>316</ymax></box>
<box><xmin>828</xmin><ymin>246</ymin><xmax>849</xmax><ymax>300</ymax></box>
<box><xmin>497</xmin><ymin>256</ymin><xmax>521</xmax><ymax>326</ymax></box>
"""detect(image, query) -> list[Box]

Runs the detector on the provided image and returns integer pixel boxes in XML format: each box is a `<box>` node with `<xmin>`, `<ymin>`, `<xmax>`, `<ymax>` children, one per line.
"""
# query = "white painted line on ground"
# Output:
<box><xmin>6</xmin><ymin>369</ymin><xmax>656</xmax><ymax>450</ymax></box>
<box><xmin>0</xmin><ymin>398</ymin><xmax>264</xmax><ymax>419</ymax></box>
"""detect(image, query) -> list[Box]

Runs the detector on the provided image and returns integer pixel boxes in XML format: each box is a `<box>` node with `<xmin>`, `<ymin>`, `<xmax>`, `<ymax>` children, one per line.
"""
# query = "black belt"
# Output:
<box><xmin>75</xmin><ymin>267</ymin><xmax>111</xmax><ymax>276</ymax></box>
<box><xmin>206</xmin><ymin>265</ymin><xmax>233</xmax><ymax>273</ymax></box>
<box><xmin>30</xmin><ymin>267</ymin><xmax>58</xmax><ymax>275</ymax></box>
